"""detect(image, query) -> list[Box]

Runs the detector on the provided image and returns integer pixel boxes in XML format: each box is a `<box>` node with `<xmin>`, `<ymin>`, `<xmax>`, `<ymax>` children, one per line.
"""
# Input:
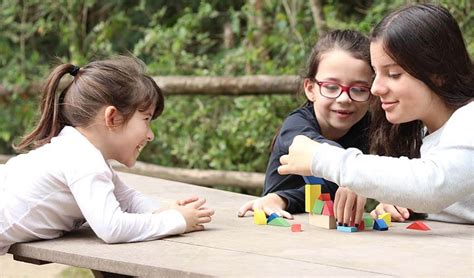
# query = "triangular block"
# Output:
<box><xmin>267</xmin><ymin>213</ymin><xmax>279</xmax><ymax>223</ymax></box>
<box><xmin>253</xmin><ymin>209</ymin><xmax>267</xmax><ymax>225</ymax></box>
<box><xmin>373</xmin><ymin>219</ymin><xmax>388</xmax><ymax>231</ymax></box>
<box><xmin>378</xmin><ymin>212</ymin><xmax>391</xmax><ymax>227</ymax></box>
<box><xmin>406</xmin><ymin>221</ymin><xmax>431</xmax><ymax>231</ymax></box>
<box><xmin>312</xmin><ymin>199</ymin><xmax>324</xmax><ymax>214</ymax></box>
<box><xmin>268</xmin><ymin>217</ymin><xmax>291</xmax><ymax>227</ymax></box>
<box><xmin>322</xmin><ymin>200</ymin><xmax>334</xmax><ymax>216</ymax></box>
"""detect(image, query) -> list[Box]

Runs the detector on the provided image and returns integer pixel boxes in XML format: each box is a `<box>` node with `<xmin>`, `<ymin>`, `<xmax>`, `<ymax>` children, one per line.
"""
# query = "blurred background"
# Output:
<box><xmin>0</xmin><ymin>0</ymin><xmax>472</xmax><ymax>196</ymax></box>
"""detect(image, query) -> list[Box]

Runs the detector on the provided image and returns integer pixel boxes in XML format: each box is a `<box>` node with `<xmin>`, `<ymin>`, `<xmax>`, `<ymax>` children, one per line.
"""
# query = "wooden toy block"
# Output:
<box><xmin>305</xmin><ymin>184</ymin><xmax>321</xmax><ymax>212</ymax></box>
<box><xmin>363</xmin><ymin>215</ymin><xmax>374</xmax><ymax>230</ymax></box>
<box><xmin>373</xmin><ymin>219</ymin><xmax>388</xmax><ymax>231</ymax></box>
<box><xmin>291</xmin><ymin>223</ymin><xmax>302</xmax><ymax>232</ymax></box>
<box><xmin>253</xmin><ymin>209</ymin><xmax>267</xmax><ymax>225</ymax></box>
<box><xmin>312</xmin><ymin>199</ymin><xmax>324</xmax><ymax>214</ymax></box>
<box><xmin>406</xmin><ymin>221</ymin><xmax>431</xmax><ymax>231</ymax></box>
<box><xmin>378</xmin><ymin>212</ymin><xmax>392</xmax><ymax>227</ymax></box>
<box><xmin>358</xmin><ymin>220</ymin><xmax>365</xmax><ymax>231</ymax></box>
<box><xmin>268</xmin><ymin>217</ymin><xmax>291</xmax><ymax>227</ymax></box>
<box><xmin>337</xmin><ymin>225</ymin><xmax>358</xmax><ymax>233</ymax></box>
<box><xmin>322</xmin><ymin>200</ymin><xmax>334</xmax><ymax>216</ymax></box>
<box><xmin>308</xmin><ymin>214</ymin><xmax>336</xmax><ymax>229</ymax></box>
<box><xmin>303</xmin><ymin>176</ymin><xmax>325</xmax><ymax>184</ymax></box>
<box><xmin>267</xmin><ymin>213</ymin><xmax>279</xmax><ymax>223</ymax></box>
<box><xmin>319</xmin><ymin>193</ymin><xmax>331</xmax><ymax>201</ymax></box>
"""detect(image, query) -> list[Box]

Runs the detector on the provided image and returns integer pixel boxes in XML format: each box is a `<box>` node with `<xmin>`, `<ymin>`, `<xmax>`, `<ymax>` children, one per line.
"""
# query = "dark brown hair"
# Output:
<box><xmin>15</xmin><ymin>56</ymin><xmax>164</xmax><ymax>151</ymax></box>
<box><xmin>270</xmin><ymin>30</ymin><xmax>372</xmax><ymax>149</ymax></box>
<box><xmin>369</xmin><ymin>4</ymin><xmax>473</xmax><ymax>158</ymax></box>
<box><xmin>302</xmin><ymin>29</ymin><xmax>371</xmax><ymax>104</ymax></box>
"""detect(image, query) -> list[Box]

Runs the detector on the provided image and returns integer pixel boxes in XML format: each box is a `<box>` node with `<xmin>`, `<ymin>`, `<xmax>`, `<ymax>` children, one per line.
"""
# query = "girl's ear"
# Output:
<box><xmin>104</xmin><ymin>106</ymin><xmax>122</xmax><ymax>128</ymax></box>
<box><xmin>303</xmin><ymin>78</ymin><xmax>317</xmax><ymax>102</ymax></box>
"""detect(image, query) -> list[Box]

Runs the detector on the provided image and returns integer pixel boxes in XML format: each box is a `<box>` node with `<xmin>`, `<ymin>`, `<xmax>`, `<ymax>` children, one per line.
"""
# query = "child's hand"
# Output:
<box><xmin>174</xmin><ymin>195</ymin><xmax>200</xmax><ymax>207</ymax></box>
<box><xmin>370</xmin><ymin>203</ymin><xmax>410</xmax><ymax>222</ymax></box>
<box><xmin>174</xmin><ymin>198</ymin><xmax>215</xmax><ymax>233</ymax></box>
<box><xmin>237</xmin><ymin>193</ymin><xmax>293</xmax><ymax>219</ymax></box>
<box><xmin>278</xmin><ymin>135</ymin><xmax>320</xmax><ymax>176</ymax></box>
<box><xmin>334</xmin><ymin>187</ymin><xmax>366</xmax><ymax>227</ymax></box>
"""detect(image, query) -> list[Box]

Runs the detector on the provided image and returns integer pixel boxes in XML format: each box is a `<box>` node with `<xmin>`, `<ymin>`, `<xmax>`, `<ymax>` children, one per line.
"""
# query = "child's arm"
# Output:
<box><xmin>69</xmin><ymin>172</ymin><xmax>186</xmax><ymax>243</ymax></box>
<box><xmin>112</xmin><ymin>172</ymin><xmax>160</xmax><ymax>213</ymax></box>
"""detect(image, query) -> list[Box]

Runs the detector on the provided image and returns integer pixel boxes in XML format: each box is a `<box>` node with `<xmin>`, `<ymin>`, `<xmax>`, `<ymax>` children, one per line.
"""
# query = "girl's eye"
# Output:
<box><xmin>323</xmin><ymin>84</ymin><xmax>339</xmax><ymax>91</ymax></box>
<box><xmin>388</xmin><ymin>73</ymin><xmax>401</xmax><ymax>79</ymax></box>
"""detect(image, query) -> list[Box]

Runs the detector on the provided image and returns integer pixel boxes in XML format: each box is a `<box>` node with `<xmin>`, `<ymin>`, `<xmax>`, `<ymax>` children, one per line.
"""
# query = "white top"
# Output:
<box><xmin>311</xmin><ymin>101</ymin><xmax>474</xmax><ymax>224</ymax></box>
<box><xmin>0</xmin><ymin>126</ymin><xmax>186</xmax><ymax>255</ymax></box>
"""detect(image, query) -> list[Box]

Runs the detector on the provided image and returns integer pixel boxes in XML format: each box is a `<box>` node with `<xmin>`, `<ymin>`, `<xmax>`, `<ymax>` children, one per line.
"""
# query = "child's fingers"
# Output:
<box><xmin>179</xmin><ymin>195</ymin><xmax>199</xmax><ymax>205</ymax></box>
<box><xmin>263</xmin><ymin>207</ymin><xmax>276</xmax><ymax>217</ymax></box>
<box><xmin>198</xmin><ymin>216</ymin><xmax>212</xmax><ymax>224</ymax></box>
<box><xmin>336</xmin><ymin>193</ymin><xmax>347</xmax><ymax>225</ymax></box>
<box><xmin>198</xmin><ymin>208</ymin><xmax>215</xmax><ymax>217</ymax></box>
<box><xmin>278</xmin><ymin>209</ymin><xmax>294</xmax><ymax>220</ymax></box>
<box><xmin>354</xmin><ymin>197</ymin><xmax>366</xmax><ymax>226</ymax></box>
<box><xmin>188</xmin><ymin>198</ymin><xmax>206</xmax><ymax>209</ymax></box>
<box><xmin>395</xmin><ymin>206</ymin><xmax>410</xmax><ymax>220</ymax></box>
<box><xmin>385</xmin><ymin>205</ymin><xmax>405</xmax><ymax>222</ymax></box>
<box><xmin>237</xmin><ymin>200</ymin><xmax>254</xmax><ymax>217</ymax></box>
<box><xmin>343</xmin><ymin>193</ymin><xmax>356</xmax><ymax>225</ymax></box>
<box><xmin>193</xmin><ymin>224</ymin><xmax>205</xmax><ymax>231</ymax></box>
<box><xmin>333</xmin><ymin>191</ymin><xmax>340</xmax><ymax>219</ymax></box>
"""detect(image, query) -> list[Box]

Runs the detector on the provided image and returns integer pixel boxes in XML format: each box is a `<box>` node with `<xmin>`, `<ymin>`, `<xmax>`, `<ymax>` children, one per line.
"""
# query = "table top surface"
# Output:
<box><xmin>8</xmin><ymin>172</ymin><xmax>474</xmax><ymax>277</ymax></box>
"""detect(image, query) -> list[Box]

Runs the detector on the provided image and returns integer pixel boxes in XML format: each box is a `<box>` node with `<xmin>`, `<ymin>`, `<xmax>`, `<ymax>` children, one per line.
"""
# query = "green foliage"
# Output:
<box><xmin>0</xmin><ymin>0</ymin><xmax>472</xmax><ymax>196</ymax></box>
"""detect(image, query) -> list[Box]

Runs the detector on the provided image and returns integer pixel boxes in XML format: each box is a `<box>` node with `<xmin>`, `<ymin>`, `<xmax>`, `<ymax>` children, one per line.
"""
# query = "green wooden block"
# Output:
<box><xmin>268</xmin><ymin>217</ymin><xmax>291</xmax><ymax>227</ymax></box>
<box><xmin>312</xmin><ymin>199</ymin><xmax>324</xmax><ymax>214</ymax></box>
<box><xmin>363</xmin><ymin>215</ymin><xmax>374</xmax><ymax>230</ymax></box>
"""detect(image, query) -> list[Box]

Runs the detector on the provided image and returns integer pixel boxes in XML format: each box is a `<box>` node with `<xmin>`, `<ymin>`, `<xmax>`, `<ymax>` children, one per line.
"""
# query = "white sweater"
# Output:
<box><xmin>0</xmin><ymin>126</ymin><xmax>186</xmax><ymax>255</ymax></box>
<box><xmin>311</xmin><ymin>101</ymin><xmax>474</xmax><ymax>224</ymax></box>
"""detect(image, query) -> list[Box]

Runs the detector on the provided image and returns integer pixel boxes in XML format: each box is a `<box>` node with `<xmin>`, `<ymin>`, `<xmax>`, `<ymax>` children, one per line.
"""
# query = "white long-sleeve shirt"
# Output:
<box><xmin>311</xmin><ymin>101</ymin><xmax>474</xmax><ymax>224</ymax></box>
<box><xmin>0</xmin><ymin>126</ymin><xmax>186</xmax><ymax>255</ymax></box>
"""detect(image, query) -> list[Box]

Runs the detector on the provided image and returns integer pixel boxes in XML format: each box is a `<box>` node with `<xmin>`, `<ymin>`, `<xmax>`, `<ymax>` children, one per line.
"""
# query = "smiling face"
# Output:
<box><xmin>110</xmin><ymin>106</ymin><xmax>155</xmax><ymax>167</ymax></box>
<box><xmin>370</xmin><ymin>40</ymin><xmax>452</xmax><ymax>132</ymax></box>
<box><xmin>305</xmin><ymin>49</ymin><xmax>372</xmax><ymax>140</ymax></box>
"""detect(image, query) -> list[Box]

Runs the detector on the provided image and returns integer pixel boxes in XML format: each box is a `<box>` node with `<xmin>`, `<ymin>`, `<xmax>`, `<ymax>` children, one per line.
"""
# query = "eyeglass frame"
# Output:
<box><xmin>312</xmin><ymin>78</ymin><xmax>371</xmax><ymax>102</ymax></box>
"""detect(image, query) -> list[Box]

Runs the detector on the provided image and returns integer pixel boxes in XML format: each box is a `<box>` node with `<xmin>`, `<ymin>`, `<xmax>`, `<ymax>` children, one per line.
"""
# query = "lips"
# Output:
<box><xmin>381</xmin><ymin>101</ymin><xmax>398</xmax><ymax>111</ymax></box>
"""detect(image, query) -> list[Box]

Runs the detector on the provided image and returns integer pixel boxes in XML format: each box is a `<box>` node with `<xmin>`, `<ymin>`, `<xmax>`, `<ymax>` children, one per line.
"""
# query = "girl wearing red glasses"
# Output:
<box><xmin>279</xmin><ymin>4</ymin><xmax>473</xmax><ymax>224</ymax></box>
<box><xmin>239</xmin><ymin>30</ymin><xmax>373</xmax><ymax>227</ymax></box>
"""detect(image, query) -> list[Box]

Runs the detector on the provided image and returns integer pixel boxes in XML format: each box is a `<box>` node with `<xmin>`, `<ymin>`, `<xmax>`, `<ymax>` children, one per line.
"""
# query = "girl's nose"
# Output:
<box><xmin>147</xmin><ymin>128</ymin><xmax>154</xmax><ymax>142</ymax></box>
<box><xmin>371</xmin><ymin>74</ymin><xmax>387</xmax><ymax>96</ymax></box>
<box><xmin>336</xmin><ymin>89</ymin><xmax>352</xmax><ymax>103</ymax></box>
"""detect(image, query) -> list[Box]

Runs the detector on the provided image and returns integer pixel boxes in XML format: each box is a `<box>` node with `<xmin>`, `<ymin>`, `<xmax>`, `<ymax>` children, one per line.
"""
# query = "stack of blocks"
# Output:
<box><xmin>305</xmin><ymin>182</ymin><xmax>336</xmax><ymax>229</ymax></box>
<box><xmin>253</xmin><ymin>209</ymin><xmax>290</xmax><ymax>227</ymax></box>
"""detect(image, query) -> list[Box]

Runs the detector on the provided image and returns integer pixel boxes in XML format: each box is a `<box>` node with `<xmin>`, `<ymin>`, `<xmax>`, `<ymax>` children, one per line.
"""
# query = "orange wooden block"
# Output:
<box><xmin>319</xmin><ymin>193</ymin><xmax>331</xmax><ymax>201</ymax></box>
<box><xmin>291</xmin><ymin>223</ymin><xmax>302</xmax><ymax>232</ymax></box>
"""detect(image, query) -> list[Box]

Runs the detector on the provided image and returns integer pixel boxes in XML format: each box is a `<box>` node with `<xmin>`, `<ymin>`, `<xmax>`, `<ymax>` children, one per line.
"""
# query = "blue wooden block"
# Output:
<box><xmin>267</xmin><ymin>213</ymin><xmax>279</xmax><ymax>223</ymax></box>
<box><xmin>337</xmin><ymin>225</ymin><xmax>358</xmax><ymax>233</ymax></box>
<box><xmin>373</xmin><ymin>219</ymin><xmax>389</xmax><ymax>231</ymax></box>
<box><xmin>303</xmin><ymin>176</ymin><xmax>325</xmax><ymax>184</ymax></box>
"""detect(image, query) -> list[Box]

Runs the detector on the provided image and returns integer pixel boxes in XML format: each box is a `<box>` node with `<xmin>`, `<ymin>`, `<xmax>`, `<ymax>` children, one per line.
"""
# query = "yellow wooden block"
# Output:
<box><xmin>378</xmin><ymin>212</ymin><xmax>391</xmax><ymax>227</ymax></box>
<box><xmin>305</xmin><ymin>184</ymin><xmax>321</xmax><ymax>212</ymax></box>
<box><xmin>308</xmin><ymin>213</ymin><xmax>336</xmax><ymax>229</ymax></box>
<box><xmin>253</xmin><ymin>209</ymin><xmax>267</xmax><ymax>225</ymax></box>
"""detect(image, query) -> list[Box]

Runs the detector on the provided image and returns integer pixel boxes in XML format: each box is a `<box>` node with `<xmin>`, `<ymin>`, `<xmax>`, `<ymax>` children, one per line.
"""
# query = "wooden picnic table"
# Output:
<box><xmin>7</xmin><ymin>172</ymin><xmax>474</xmax><ymax>277</ymax></box>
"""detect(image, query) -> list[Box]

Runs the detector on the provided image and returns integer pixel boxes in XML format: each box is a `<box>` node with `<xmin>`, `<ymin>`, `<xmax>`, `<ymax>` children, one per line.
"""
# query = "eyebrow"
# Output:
<box><xmin>380</xmin><ymin>63</ymin><xmax>399</xmax><ymax>68</ymax></box>
<box><xmin>322</xmin><ymin>77</ymin><xmax>370</xmax><ymax>85</ymax></box>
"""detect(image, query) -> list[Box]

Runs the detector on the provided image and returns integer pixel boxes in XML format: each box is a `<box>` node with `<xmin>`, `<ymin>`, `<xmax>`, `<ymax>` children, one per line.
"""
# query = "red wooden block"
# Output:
<box><xmin>322</xmin><ymin>201</ymin><xmax>334</xmax><ymax>216</ymax></box>
<box><xmin>291</xmin><ymin>223</ymin><xmax>302</xmax><ymax>232</ymax></box>
<box><xmin>358</xmin><ymin>220</ymin><xmax>365</xmax><ymax>231</ymax></box>
<box><xmin>319</xmin><ymin>193</ymin><xmax>331</xmax><ymax>201</ymax></box>
<box><xmin>406</xmin><ymin>221</ymin><xmax>431</xmax><ymax>231</ymax></box>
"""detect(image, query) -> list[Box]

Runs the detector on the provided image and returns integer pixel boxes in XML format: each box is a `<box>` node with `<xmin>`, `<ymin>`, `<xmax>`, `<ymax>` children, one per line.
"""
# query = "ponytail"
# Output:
<box><xmin>14</xmin><ymin>64</ymin><xmax>78</xmax><ymax>152</ymax></box>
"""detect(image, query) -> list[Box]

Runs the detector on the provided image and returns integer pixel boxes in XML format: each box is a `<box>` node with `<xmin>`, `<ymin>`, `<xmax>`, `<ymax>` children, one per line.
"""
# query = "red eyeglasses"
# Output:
<box><xmin>315</xmin><ymin>79</ymin><xmax>371</xmax><ymax>102</ymax></box>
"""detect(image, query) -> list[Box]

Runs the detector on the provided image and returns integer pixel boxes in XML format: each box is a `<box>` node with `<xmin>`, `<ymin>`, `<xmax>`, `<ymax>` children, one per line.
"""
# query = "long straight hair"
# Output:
<box><xmin>15</xmin><ymin>56</ymin><xmax>164</xmax><ymax>151</ymax></box>
<box><xmin>369</xmin><ymin>4</ymin><xmax>473</xmax><ymax>158</ymax></box>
